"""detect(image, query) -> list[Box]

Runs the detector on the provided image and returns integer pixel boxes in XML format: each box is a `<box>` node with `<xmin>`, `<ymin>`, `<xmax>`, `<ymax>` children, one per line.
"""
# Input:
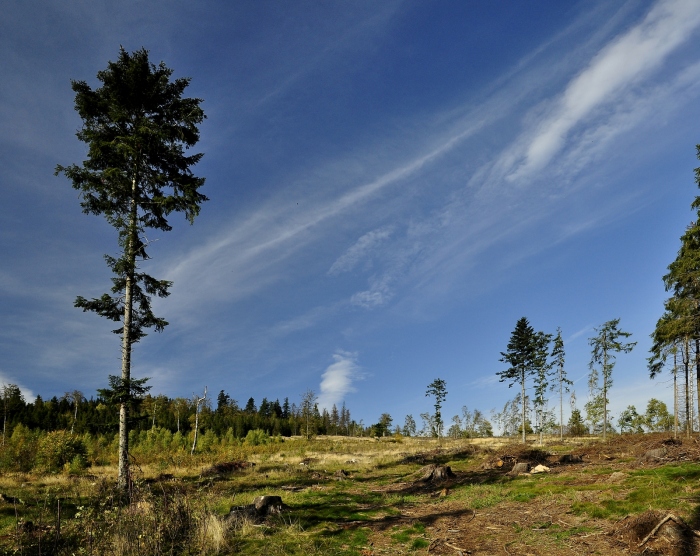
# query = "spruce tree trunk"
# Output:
<box><xmin>691</xmin><ymin>338</ymin><xmax>700</xmax><ymax>429</ymax></box>
<box><xmin>521</xmin><ymin>371</ymin><xmax>526</xmax><ymax>444</ymax></box>
<box><xmin>559</xmin><ymin>367</ymin><xmax>564</xmax><ymax>441</ymax></box>
<box><xmin>683</xmin><ymin>338</ymin><xmax>690</xmax><ymax>437</ymax></box>
<box><xmin>117</xmin><ymin>176</ymin><xmax>137</xmax><ymax>491</ymax></box>
<box><xmin>674</xmin><ymin>351</ymin><xmax>678</xmax><ymax>439</ymax></box>
<box><xmin>602</xmin><ymin>347</ymin><xmax>608</xmax><ymax>441</ymax></box>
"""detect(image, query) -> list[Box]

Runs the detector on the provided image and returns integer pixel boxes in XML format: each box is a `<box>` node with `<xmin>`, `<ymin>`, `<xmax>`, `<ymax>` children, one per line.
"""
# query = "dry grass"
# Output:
<box><xmin>1</xmin><ymin>433</ymin><xmax>698</xmax><ymax>555</ymax></box>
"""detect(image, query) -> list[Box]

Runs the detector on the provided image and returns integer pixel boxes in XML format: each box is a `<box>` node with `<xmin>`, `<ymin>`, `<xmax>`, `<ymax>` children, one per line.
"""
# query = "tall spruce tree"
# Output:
<box><xmin>56</xmin><ymin>47</ymin><xmax>207</xmax><ymax>490</ymax></box>
<box><xmin>588</xmin><ymin>319</ymin><xmax>635</xmax><ymax>441</ymax></box>
<box><xmin>498</xmin><ymin>317</ymin><xmax>544</xmax><ymax>443</ymax></box>
<box><xmin>531</xmin><ymin>330</ymin><xmax>553</xmax><ymax>444</ymax></box>
<box><xmin>550</xmin><ymin>328</ymin><xmax>572</xmax><ymax>440</ymax></box>
<box><xmin>425</xmin><ymin>378</ymin><xmax>448</xmax><ymax>438</ymax></box>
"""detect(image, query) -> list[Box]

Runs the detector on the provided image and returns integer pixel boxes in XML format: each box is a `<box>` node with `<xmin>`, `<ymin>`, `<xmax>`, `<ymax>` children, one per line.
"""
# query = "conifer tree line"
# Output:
<box><xmin>0</xmin><ymin>386</ymin><xmax>366</xmax><ymax>441</ymax></box>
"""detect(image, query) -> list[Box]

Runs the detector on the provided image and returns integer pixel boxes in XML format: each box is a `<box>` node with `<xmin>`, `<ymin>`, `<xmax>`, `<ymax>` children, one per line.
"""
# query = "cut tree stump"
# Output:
<box><xmin>641</xmin><ymin>448</ymin><xmax>667</xmax><ymax>462</ymax></box>
<box><xmin>253</xmin><ymin>495</ymin><xmax>286</xmax><ymax>516</ymax></box>
<box><xmin>228</xmin><ymin>495</ymin><xmax>287</xmax><ymax>522</ymax></box>
<box><xmin>419</xmin><ymin>464</ymin><xmax>455</xmax><ymax>483</ymax></box>
<box><xmin>508</xmin><ymin>462</ymin><xmax>530</xmax><ymax>476</ymax></box>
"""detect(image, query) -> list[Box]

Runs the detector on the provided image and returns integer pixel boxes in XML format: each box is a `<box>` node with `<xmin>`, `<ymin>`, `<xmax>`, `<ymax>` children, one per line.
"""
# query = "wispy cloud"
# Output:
<box><xmin>328</xmin><ymin>226</ymin><xmax>394</xmax><ymax>275</ymax></box>
<box><xmin>350</xmin><ymin>274</ymin><xmax>394</xmax><ymax>309</ymax></box>
<box><xmin>568</xmin><ymin>325</ymin><xmax>593</xmax><ymax>343</ymax></box>
<box><xmin>160</xmin><ymin>0</ymin><xmax>700</xmax><ymax>335</ymax></box>
<box><xmin>317</xmin><ymin>350</ymin><xmax>361</xmax><ymax>410</ymax></box>
<box><xmin>507</xmin><ymin>0</ymin><xmax>700</xmax><ymax>181</ymax></box>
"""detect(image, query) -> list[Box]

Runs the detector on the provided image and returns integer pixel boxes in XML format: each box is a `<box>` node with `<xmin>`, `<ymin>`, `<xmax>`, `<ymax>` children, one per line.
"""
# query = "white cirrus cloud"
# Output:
<box><xmin>350</xmin><ymin>275</ymin><xmax>393</xmax><ymax>309</ymax></box>
<box><xmin>328</xmin><ymin>226</ymin><xmax>394</xmax><ymax>276</ymax></box>
<box><xmin>508</xmin><ymin>0</ymin><xmax>700</xmax><ymax>181</ymax></box>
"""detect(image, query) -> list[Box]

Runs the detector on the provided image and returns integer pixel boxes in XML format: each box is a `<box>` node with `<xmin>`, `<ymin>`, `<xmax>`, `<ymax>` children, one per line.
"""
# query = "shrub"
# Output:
<box><xmin>0</xmin><ymin>424</ymin><xmax>38</xmax><ymax>472</ymax></box>
<box><xmin>244</xmin><ymin>429</ymin><xmax>270</xmax><ymax>446</ymax></box>
<box><xmin>36</xmin><ymin>430</ymin><xmax>88</xmax><ymax>473</ymax></box>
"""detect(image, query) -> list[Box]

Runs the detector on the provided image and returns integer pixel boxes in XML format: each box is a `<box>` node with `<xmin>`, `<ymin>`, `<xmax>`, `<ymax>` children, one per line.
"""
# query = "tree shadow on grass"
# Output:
<box><xmin>289</xmin><ymin>493</ymin><xmax>475</xmax><ymax>535</ymax></box>
<box><xmin>679</xmin><ymin>502</ymin><xmax>700</xmax><ymax>556</ymax></box>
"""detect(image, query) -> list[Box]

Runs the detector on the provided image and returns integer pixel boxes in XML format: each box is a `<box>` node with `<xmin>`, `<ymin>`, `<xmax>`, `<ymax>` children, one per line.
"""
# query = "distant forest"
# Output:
<box><xmin>0</xmin><ymin>385</ymin><xmax>363</xmax><ymax>440</ymax></box>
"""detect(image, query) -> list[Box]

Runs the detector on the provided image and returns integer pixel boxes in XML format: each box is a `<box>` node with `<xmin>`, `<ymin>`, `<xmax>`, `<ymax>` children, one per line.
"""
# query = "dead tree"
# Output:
<box><xmin>191</xmin><ymin>386</ymin><xmax>208</xmax><ymax>456</ymax></box>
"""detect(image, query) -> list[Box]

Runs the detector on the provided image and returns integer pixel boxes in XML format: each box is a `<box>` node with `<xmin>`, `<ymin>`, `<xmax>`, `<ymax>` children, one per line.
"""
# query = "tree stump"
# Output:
<box><xmin>419</xmin><ymin>464</ymin><xmax>455</xmax><ymax>482</ymax></box>
<box><xmin>641</xmin><ymin>448</ymin><xmax>667</xmax><ymax>462</ymax></box>
<box><xmin>508</xmin><ymin>462</ymin><xmax>530</xmax><ymax>475</ymax></box>
<box><xmin>253</xmin><ymin>495</ymin><xmax>286</xmax><ymax>516</ymax></box>
<box><xmin>228</xmin><ymin>495</ymin><xmax>287</xmax><ymax>522</ymax></box>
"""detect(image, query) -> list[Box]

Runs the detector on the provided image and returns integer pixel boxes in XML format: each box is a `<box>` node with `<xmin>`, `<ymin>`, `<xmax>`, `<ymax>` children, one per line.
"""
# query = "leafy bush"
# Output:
<box><xmin>244</xmin><ymin>429</ymin><xmax>270</xmax><ymax>446</ymax></box>
<box><xmin>36</xmin><ymin>430</ymin><xmax>88</xmax><ymax>472</ymax></box>
<box><xmin>0</xmin><ymin>424</ymin><xmax>38</xmax><ymax>472</ymax></box>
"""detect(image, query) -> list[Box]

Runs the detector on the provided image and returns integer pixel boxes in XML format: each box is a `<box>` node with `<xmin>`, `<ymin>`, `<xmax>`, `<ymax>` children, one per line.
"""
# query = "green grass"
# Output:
<box><xmin>1</xmin><ymin>435</ymin><xmax>699</xmax><ymax>555</ymax></box>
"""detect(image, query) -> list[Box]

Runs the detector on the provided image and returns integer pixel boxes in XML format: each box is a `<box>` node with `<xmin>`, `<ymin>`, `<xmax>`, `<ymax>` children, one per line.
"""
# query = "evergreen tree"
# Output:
<box><xmin>567</xmin><ymin>408</ymin><xmax>587</xmax><ymax>436</ymax></box>
<box><xmin>649</xmin><ymin>145</ymin><xmax>700</xmax><ymax>434</ymax></box>
<box><xmin>425</xmin><ymin>378</ymin><xmax>447</xmax><ymax>438</ymax></box>
<box><xmin>340</xmin><ymin>402</ymin><xmax>350</xmax><ymax>435</ymax></box>
<box><xmin>217</xmin><ymin>390</ymin><xmax>230</xmax><ymax>412</ymax></box>
<box><xmin>244</xmin><ymin>397</ymin><xmax>256</xmax><ymax>413</ymax></box>
<box><xmin>588</xmin><ymin>319</ymin><xmax>636</xmax><ymax>440</ymax></box>
<box><xmin>56</xmin><ymin>48</ymin><xmax>206</xmax><ymax>489</ymax></box>
<box><xmin>1</xmin><ymin>385</ymin><xmax>25</xmax><ymax>444</ymax></box>
<box><xmin>498</xmin><ymin>317</ymin><xmax>545</xmax><ymax>443</ymax></box>
<box><xmin>550</xmin><ymin>328</ymin><xmax>572</xmax><ymax>440</ymax></box>
<box><xmin>532</xmin><ymin>331</ymin><xmax>553</xmax><ymax>444</ymax></box>
<box><xmin>330</xmin><ymin>404</ymin><xmax>339</xmax><ymax>435</ymax></box>
<box><xmin>300</xmin><ymin>389</ymin><xmax>317</xmax><ymax>439</ymax></box>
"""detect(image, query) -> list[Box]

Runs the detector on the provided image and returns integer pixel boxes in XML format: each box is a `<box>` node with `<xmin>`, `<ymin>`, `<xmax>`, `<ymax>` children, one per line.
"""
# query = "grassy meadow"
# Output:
<box><xmin>2</xmin><ymin>432</ymin><xmax>699</xmax><ymax>555</ymax></box>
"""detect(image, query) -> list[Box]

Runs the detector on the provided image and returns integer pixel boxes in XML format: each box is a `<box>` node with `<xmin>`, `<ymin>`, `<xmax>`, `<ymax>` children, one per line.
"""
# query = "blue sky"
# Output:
<box><xmin>2</xmin><ymin>0</ymin><xmax>700</xmax><ymax>432</ymax></box>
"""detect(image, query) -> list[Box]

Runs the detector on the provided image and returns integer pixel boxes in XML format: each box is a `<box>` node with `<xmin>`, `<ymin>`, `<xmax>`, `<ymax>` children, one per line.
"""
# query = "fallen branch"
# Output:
<box><xmin>635</xmin><ymin>514</ymin><xmax>700</xmax><ymax>546</ymax></box>
<box><xmin>444</xmin><ymin>541</ymin><xmax>467</xmax><ymax>553</ymax></box>
<box><xmin>638</xmin><ymin>514</ymin><xmax>678</xmax><ymax>547</ymax></box>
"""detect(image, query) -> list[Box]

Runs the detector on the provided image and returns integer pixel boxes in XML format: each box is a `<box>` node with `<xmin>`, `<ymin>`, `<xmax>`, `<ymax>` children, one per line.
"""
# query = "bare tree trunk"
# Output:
<box><xmin>602</xmin><ymin>338</ymin><xmax>608</xmax><ymax>442</ymax></box>
<box><xmin>521</xmin><ymin>373</ymin><xmax>526</xmax><ymax>444</ymax></box>
<box><xmin>2</xmin><ymin>387</ymin><xmax>6</xmax><ymax>447</ymax></box>
<box><xmin>685</xmin><ymin>338</ymin><xmax>691</xmax><ymax>437</ymax></box>
<box><xmin>71</xmin><ymin>402</ymin><xmax>78</xmax><ymax>435</ymax></box>
<box><xmin>117</xmin><ymin>176</ymin><xmax>137</xmax><ymax>492</ymax></box>
<box><xmin>191</xmin><ymin>387</ymin><xmax>207</xmax><ymax>456</ymax></box>
<box><xmin>191</xmin><ymin>408</ymin><xmax>199</xmax><ymax>455</ymax></box>
<box><xmin>696</xmin><ymin>338</ymin><xmax>700</xmax><ymax>433</ymax></box>
<box><xmin>674</xmin><ymin>350</ymin><xmax>678</xmax><ymax>439</ymax></box>
<box><xmin>558</xmin><ymin>362</ymin><xmax>568</xmax><ymax>441</ymax></box>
